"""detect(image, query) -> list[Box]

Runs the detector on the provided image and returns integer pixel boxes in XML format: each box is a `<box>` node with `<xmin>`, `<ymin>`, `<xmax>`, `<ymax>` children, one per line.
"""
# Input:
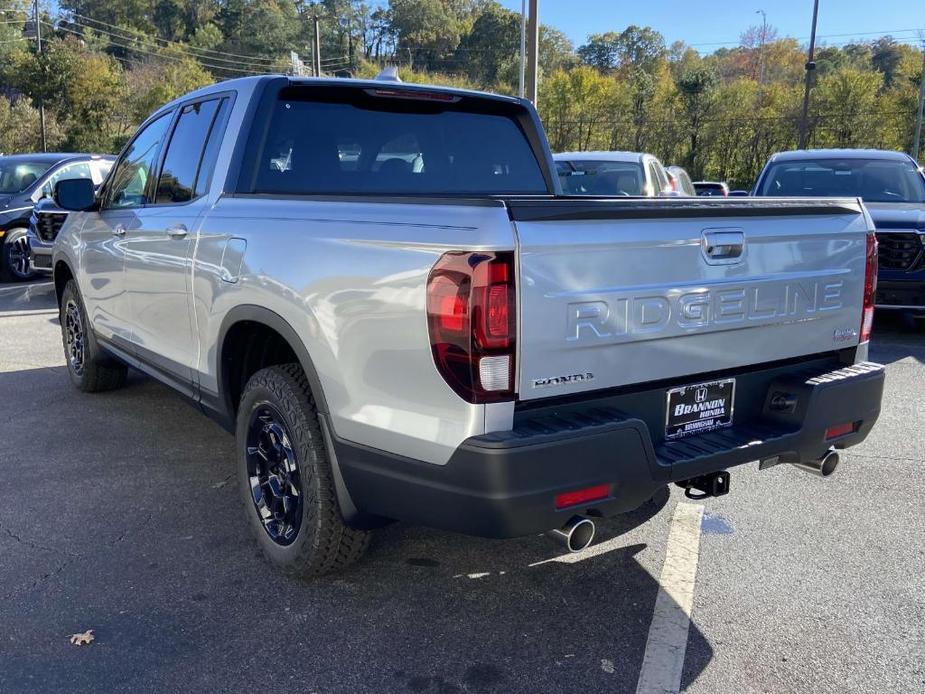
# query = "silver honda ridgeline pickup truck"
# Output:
<box><xmin>51</xmin><ymin>76</ymin><xmax>885</xmax><ymax>576</ymax></box>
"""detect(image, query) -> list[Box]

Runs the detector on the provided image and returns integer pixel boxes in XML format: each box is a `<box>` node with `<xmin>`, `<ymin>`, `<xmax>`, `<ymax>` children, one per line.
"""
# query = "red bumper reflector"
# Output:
<box><xmin>555</xmin><ymin>484</ymin><xmax>610</xmax><ymax>510</ymax></box>
<box><xmin>825</xmin><ymin>422</ymin><xmax>856</xmax><ymax>440</ymax></box>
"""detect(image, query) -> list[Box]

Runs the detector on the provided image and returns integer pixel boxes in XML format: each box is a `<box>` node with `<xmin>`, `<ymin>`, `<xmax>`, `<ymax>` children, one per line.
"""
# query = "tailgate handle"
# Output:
<box><xmin>702</xmin><ymin>230</ymin><xmax>745</xmax><ymax>264</ymax></box>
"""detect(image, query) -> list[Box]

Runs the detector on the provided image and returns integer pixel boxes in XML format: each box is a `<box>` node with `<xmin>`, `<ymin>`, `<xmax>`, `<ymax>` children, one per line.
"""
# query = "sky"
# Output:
<box><xmin>496</xmin><ymin>0</ymin><xmax>924</xmax><ymax>52</ymax></box>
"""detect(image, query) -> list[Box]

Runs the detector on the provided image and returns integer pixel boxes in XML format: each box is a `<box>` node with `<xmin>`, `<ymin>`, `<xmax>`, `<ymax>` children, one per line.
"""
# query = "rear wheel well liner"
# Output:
<box><xmin>53</xmin><ymin>260</ymin><xmax>75</xmax><ymax>307</ymax></box>
<box><xmin>216</xmin><ymin>305</ymin><xmax>329</xmax><ymax>424</ymax></box>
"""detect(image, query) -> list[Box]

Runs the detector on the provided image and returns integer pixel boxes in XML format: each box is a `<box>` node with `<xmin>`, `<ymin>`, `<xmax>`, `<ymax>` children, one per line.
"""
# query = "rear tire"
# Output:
<box><xmin>59</xmin><ymin>280</ymin><xmax>128</xmax><ymax>392</ymax></box>
<box><xmin>0</xmin><ymin>228</ymin><xmax>34</xmax><ymax>282</ymax></box>
<box><xmin>236</xmin><ymin>363</ymin><xmax>370</xmax><ymax>577</ymax></box>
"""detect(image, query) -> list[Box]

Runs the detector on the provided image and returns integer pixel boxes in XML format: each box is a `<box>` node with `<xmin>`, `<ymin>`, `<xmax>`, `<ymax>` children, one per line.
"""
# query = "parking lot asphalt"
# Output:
<box><xmin>0</xmin><ymin>279</ymin><xmax>923</xmax><ymax>694</ymax></box>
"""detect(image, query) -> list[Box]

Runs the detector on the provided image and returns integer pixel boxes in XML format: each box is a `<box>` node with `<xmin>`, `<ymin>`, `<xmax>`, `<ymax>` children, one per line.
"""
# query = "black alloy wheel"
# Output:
<box><xmin>63</xmin><ymin>297</ymin><xmax>85</xmax><ymax>376</ymax></box>
<box><xmin>2</xmin><ymin>229</ymin><xmax>35</xmax><ymax>281</ymax></box>
<box><xmin>245</xmin><ymin>404</ymin><xmax>304</xmax><ymax>546</ymax></box>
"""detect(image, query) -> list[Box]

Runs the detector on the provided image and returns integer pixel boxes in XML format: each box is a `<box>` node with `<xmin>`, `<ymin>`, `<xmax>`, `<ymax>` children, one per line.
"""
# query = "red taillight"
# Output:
<box><xmin>555</xmin><ymin>484</ymin><xmax>610</xmax><ymax>510</ymax></box>
<box><xmin>825</xmin><ymin>422</ymin><xmax>857</xmax><ymax>440</ymax></box>
<box><xmin>427</xmin><ymin>251</ymin><xmax>516</xmax><ymax>403</ymax></box>
<box><xmin>861</xmin><ymin>232</ymin><xmax>878</xmax><ymax>343</ymax></box>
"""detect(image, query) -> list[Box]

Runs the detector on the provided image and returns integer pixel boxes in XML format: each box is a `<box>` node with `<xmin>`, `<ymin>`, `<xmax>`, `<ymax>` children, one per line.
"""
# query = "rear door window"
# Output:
<box><xmin>155</xmin><ymin>98</ymin><xmax>223</xmax><ymax>204</ymax></box>
<box><xmin>248</xmin><ymin>86</ymin><xmax>547</xmax><ymax>195</ymax></box>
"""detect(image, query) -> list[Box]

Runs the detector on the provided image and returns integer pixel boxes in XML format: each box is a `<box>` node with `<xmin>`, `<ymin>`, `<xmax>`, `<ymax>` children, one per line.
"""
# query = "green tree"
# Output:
<box><xmin>0</xmin><ymin>96</ymin><xmax>64</xmax><ymax>153</ymax></box>
<box><xmin>538</xmin><ymin>65</ymin><xmax>617</xmax><ymax>151</ymax></box>
<box><xmin>11</xmin><ymin>37</ymin><xmax>125</xmax><ymax>151</ymax></box>
<box><xmin>577</xmin><ymin>31</ymin><xmax>620</xmax><ymax>72</ymax></box>
<box><xmin>811</xmin><ymin>68</ymin><xmax>884</xmax><ymax>148</ymax></box>
<box><xmin>539</xmin><ymin>25</ymin><xmax>576</xmax><ymax>74</ymax></box>
<box><xmin>217</xmin><ymin>0</ymin><xmax>300</xmax><ymax>61</ymax></box>
<box><xmin>389</xmin><ymin>0</ymin><xmax>463</xmax><ymax>70</ymax></box>
<box><xmin>455</xmin><ymin>2</ymin><xmax>518</xmax><ymax>85</ymax></box>
<box><xmin>677</xmin><ymin>63</ymin><xmax>718</xmax><ymax>175</ymax></box>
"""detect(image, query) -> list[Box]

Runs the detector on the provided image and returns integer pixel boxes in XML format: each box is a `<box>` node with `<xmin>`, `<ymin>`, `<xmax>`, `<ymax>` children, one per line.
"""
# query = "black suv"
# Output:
<box><xmin>754</xmin><ymin>149</ymin><xmax>925</xmax><ymax>320</ymax></box>
<box><xmin>0</xmin><ymin>153</ymin><xmax>114</xmax><ymax>281</ymax></box>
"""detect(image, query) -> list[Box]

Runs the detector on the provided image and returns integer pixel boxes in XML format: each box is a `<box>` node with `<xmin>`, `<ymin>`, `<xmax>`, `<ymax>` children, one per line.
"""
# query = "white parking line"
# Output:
<box><xmin>635</xmin><ymin>502</ymin><xmax>705</xmax><ymax>694</ymax></box>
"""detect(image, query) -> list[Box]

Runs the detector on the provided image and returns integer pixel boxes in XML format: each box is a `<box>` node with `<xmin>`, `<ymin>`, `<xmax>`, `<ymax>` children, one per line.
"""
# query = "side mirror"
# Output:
<box><xmin>55</xmin><ymin>178</ymin><xmax>97</xmax><ymax>211</ymax></box>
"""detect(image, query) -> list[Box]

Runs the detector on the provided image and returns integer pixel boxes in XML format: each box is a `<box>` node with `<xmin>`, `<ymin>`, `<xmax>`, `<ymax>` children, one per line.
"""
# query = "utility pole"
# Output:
<box><xmin>798</xmin><ymin>0</ymin><xmax>820</xmax><ymax>150</ymax></box>
<box><xmin>524</xmin><ymin>0</ymin><xmax>539</xmax><ymax>104</ymax></box>
<box><xmin>914</xmin><ymin>41</ymin><xmax>925</xmax><ymax>161</ymax></box>
<box><xmin>312</xmin><ymin>15</ymin><xmax>322</xmax><ymax>77</ymax></box>
<box><xmin>34</xmin><ymin>0</ymin><xmax>46</xmax><ymax>152</ymax></box>
<box><xmin>518</xmin><ymin>0</ymin><xmax>526</xmax><ymax>98</ymax></box>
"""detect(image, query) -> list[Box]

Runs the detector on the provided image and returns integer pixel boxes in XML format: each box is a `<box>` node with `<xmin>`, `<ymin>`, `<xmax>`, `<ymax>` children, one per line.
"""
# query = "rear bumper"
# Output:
<box><xmin>334</xmin><ymin>360</ymin><xmax>885</xmax><ymax>538</ymax></box>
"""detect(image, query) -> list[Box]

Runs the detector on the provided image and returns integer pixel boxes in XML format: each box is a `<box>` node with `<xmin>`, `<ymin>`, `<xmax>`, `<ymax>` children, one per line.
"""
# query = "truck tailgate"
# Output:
<box><xmin>508</xmin><ymin>198</ymin><xmax>870</xmax><ymax>401</ymax></box>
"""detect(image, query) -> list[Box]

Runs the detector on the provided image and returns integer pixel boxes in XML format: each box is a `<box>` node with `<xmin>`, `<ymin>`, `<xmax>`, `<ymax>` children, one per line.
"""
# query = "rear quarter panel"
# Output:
<box><xmin>193</xmin><ymin>197</ymin><xmax>517</xmax><ymax>465</ymax></box>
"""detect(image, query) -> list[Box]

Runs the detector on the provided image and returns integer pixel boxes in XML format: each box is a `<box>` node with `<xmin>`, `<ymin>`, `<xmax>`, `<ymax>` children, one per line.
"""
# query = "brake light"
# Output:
<box><xmin>861</xmin><ymin>232</ymin><xmax>878</xmax><ymax>343</ymax></box>
<box><xmin>426</xmin><ymin>251</ymin><xmax>516</xmax><ymax>403</ymax></box>
<box><xmin>555</xmin><ymin>484</ymin><xmax>610</xmax><ymax>510</ymax></box>
<box><xmin>366</xmin><ymin>88</ymin><xmax>461</xmax><ymax>103</ymax></box>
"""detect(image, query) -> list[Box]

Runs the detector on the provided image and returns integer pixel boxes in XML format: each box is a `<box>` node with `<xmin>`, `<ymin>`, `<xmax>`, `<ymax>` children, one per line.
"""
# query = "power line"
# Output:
<box><xmin>68</xmin><ymin>12</ymin><xmax>280</xmax><ymax>64</ymax></box>
<box><xmin>44</xmin><ymin>21</ymin><xmax>266</xmax><ymax>76</ymax></box>
<box><xmin>62</xmin><ymin>16</ymin><xmax>278</xmax><ymax>70</ymax></box>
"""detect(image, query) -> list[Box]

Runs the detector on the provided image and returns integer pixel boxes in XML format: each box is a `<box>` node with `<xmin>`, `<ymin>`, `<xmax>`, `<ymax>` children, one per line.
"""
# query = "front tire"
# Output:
<box><xmin>236</xmin><ymin>364</ymin><xmax>370</xmax><ymax>577</ymax></box>
<box><xmin>59</xmin><ymin>280</ymin><xmax>128</xmax><ymax>392</ymax></box>
<box><xmin>0</xmin><ymin>228</ymin><xmax>34</xmax><ymax>282</ymax></box>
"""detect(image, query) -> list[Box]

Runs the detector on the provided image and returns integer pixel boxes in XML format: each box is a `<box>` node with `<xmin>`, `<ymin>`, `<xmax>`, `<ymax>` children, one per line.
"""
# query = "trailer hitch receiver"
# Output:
<box><xmin>677</xmin><ymin>471</ymin><xmax>730</xmax><ymax>500</ymax></box>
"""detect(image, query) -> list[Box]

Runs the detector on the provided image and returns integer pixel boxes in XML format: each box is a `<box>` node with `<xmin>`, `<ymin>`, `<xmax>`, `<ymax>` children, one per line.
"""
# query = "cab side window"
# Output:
<box><xmin>105</xmin><ymin>112</ymin><xmax>172</xmax><ymax>209</ymax></box>
<box><xmin>155</xmin><ymin>98</ymin><xmax>225</xmax><ymax>204</ymax></box>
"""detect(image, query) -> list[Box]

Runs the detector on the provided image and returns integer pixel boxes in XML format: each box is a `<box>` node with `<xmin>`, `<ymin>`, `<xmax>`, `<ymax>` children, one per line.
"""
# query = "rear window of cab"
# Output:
<box><xmin>245</xmin><ymin>85</ymin><xmax>549</xmax><ymax>196</ymax></box>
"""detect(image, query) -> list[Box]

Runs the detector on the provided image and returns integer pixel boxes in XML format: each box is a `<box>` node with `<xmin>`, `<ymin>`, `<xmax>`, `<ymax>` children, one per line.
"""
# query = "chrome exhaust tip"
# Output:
<box><xmin>791</xmin><ymin>449</ymin><xmax>840</xmax><ymax>478</ymax></box>
<box><xmin>546</xmin><ymin>516</ymin><xmax>596</xmax><ymax>552</ymax></box>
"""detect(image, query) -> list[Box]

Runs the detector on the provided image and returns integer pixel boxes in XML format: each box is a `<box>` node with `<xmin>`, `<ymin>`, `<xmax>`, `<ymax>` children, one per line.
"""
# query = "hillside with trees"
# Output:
<box><xmin>1</xmin><ymin>0</ymin><xmax>922</xmax><ymax>187</ymax></box>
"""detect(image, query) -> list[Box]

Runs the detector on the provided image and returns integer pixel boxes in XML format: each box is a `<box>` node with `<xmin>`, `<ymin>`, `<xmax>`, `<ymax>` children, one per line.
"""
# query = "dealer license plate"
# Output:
<box><xmin>665</xmin><ymin>378</ymin><xmax>735</xmax><ymax>440</ymax></box>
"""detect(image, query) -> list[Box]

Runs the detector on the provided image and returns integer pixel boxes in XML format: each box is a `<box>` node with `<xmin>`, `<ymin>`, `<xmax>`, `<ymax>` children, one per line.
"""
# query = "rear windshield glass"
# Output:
<box><xmin>557</xmin><ymin>160</ymin><xmax>645</xmax><ymax>196</ymax></box>
<box><xmin>249</xmin><ymin>86</ymin><xmax>548</xmax><ymax>195</ymax></box>
<box><xmin>0</xmin><ymin>159</ymin><xmax>53</xmax><ymax>194</ymax></box>
<box><xmin>758</xmin><ymin>158</ymin><xmax>925</xmax><ymax>203</ymax></box>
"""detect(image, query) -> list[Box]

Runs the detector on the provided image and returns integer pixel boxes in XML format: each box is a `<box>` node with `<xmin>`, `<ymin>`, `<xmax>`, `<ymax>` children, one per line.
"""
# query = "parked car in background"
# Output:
<box><xmin>555</xmin><ymin>151</ymin><xmax>671</xmax><ymax>196</ymax></box>
<box><xmin>729</xmin><ymin>190</ymin><xmax>750</xmax><ymax>196</ymax></box>
<box><xmin>28</xmin><ymin>157</ymin><xmax>115</xmax><ymax>276</ymax></box>
<box><xmin>0</xmin><ymin>153</ymin><xmax>113</xmax><ymax>281</ymax></box>
<box><xmin>694</xmin><ymin>181</ymin><xmax>730</xmax><ymax>197</ymax></box>
<box><xmin>754</xmin><ymin>149</ymin><xmax>925</xmax><ymax>319</ymax></box>
<box><xmin>666</xmin><ymin>166</ymin><xmax>696</xmax><ymax>196</ymax></box>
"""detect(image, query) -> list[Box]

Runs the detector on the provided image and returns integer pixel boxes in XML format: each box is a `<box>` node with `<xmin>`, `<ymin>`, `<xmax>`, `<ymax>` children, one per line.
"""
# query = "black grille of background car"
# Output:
<box><xmin>35</xmin><ymin>212</ymin><xmax>69</xmax><ymax>242</ymax></box>
<box><xmin>875</xmin><ymin>231</ymin><xmax>924</xmax><ymax>272</ymax></box>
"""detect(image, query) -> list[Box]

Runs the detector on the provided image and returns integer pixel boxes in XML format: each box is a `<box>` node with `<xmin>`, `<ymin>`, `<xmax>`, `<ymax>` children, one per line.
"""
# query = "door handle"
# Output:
<box><xmin>166</xmin><ymin>224</ymin><xmax>188</xmax><ymax>239</ymax></box>
<box><xmin>112</xmin><ymin>224</ymin><xmax>126</xmax><ymax>237</ymax></box>
<box><xmin>701</xmin><ymin>230</ymin><xmax>746</xmax><ymax>264</ymax></box>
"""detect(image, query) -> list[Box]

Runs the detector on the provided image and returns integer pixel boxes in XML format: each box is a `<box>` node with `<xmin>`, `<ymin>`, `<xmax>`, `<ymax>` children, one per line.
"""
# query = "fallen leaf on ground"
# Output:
<box><xmin>69</xmin><ymin>630</ymin><xmax>94</xmax><ymax>646</ymax></box>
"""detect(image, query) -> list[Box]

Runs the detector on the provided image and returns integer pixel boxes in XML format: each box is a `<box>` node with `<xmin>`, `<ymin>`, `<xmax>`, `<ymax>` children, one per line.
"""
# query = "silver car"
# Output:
<box><xmin>554</xmin><ymin>151</ymin><xmax>672</xmax><ymax>196</ymax></box>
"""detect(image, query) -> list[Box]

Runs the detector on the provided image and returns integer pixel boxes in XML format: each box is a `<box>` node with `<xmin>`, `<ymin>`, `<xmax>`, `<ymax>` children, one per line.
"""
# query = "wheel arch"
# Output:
<box><xmin>53</xmin><ymin>259</ymin><xmax>75</xmax><ymax>307</ymax></box>
<box><xmin>215</xmin><ymin>305</ymin><xmax>330</xmax><ymax>424</ymax></box>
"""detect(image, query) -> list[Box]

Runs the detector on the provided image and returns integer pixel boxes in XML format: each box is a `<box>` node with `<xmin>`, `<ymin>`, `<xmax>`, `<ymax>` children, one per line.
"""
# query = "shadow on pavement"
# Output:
<box><xmin>0</xmin><ymin>279</ymin><xmax>57</xmax><ymax>314</ymax></box>
<box><xmin>0</xmin><ymin>363</ymin><xmax>713</xmax><ymax>694</ymax></box>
